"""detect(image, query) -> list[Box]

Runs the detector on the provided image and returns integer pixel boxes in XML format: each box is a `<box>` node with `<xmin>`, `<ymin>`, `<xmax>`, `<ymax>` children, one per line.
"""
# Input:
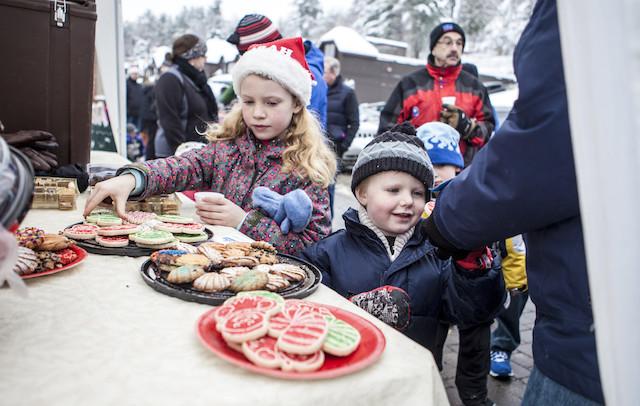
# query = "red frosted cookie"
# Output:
<box><xmin>63</xmin><ymin>224</ymin><xmax>99</xmax><ymax>240</ymax></box>
<box><xmin>278</xmin><ymin>348</ymin><xmax>325</xmax><ymax>372</ymax></box>
<box><xmin>96</xmin><ymin>235</ymin><xmax>130</xmax><ymax>248</ymax></box>
<box><xmin>97</xmin><ymin>224</ymin><xmax>141</xmax><ymax>236</ymax></box>
<box><xmin>242</xmin><ymin>336</ymin><xmax>281</xmax><ymax>369</ymax></box>
<box><xmin>276</xmin><ymin>311</ymin><xmax>329</xmax><ymax>355</ymax></box>
<box><xmin>213</xmin><ymin>295</ymin><xmax>281</xmax><ymax>327</ymax></box>
<box><xmin>220</xmin><ymin>310</ymin><xmax>269</xmax><ymax>344</ymax></box>
<box><xmin>56</xmin><ymin>248</ymin><xmax>79</xmax><ymax>265</ymax></box>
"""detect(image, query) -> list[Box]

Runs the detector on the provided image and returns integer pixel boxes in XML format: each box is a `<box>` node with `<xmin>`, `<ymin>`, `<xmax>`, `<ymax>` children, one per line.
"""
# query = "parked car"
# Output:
<box><xmin>341</xmin><ymin>86</ymin><xmax>518</xmax><ymax>171</ymax></box>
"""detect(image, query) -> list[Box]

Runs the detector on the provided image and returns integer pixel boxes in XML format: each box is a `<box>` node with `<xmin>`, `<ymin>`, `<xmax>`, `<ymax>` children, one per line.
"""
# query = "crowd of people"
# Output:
<box><xmin>112</xmin><ymin>2</ymin><xmax>603</xmax><ymax>404</ymax></box>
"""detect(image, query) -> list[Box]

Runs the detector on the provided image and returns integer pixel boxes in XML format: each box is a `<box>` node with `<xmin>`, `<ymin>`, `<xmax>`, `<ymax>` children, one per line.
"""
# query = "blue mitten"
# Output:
<box><xmin>281</xmin><ymin>189</ymin><xmax>313</xmax><ymax>234</ymax></box>
<box><xmin>252</xmin><ymin>187</ymin><xmax>286</xmax><ymax>224</ymax></box>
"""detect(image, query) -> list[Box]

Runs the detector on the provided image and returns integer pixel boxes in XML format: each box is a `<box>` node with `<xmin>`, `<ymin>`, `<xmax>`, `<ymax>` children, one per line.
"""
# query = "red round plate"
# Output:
<box><xmin>196</xmin><ymin>303</ymin><xmax>386</xmax><ymax>379</ymax></box>
<box><xmin>21</xmin><ymin>245</ymin><xmax>88</xmax><ymax>279</ymax></box>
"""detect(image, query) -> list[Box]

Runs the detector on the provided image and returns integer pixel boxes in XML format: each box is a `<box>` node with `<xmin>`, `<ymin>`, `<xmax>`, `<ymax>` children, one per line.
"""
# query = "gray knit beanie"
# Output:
<box><xmin>351</xmin><ymin>123</ymin><xmax>434</xmax><ymax>195</ymax></box>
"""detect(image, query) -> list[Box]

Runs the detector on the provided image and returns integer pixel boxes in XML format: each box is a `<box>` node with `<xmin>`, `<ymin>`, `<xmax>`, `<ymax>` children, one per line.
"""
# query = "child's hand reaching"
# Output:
<box><xmin>195</xmin><ymin>194</ymin><xmax>247</xmax><ymax>228</ymax></box>
<box><xmin>83</xmin><ymin>174</ymin><xmax>136</xmax><ymax>218</ymax></box>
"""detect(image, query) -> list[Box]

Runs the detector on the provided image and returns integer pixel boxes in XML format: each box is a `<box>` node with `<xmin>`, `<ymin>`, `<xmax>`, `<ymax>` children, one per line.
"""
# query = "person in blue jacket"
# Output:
<box><xmin>226</xmin><ymin>14</ymin><xmax>327</xmax><ymax>127</ymax></box>
<box><xmin>300</xmin><ymin>123</ymin><xmax>505</xmax><ymax>370</ymax></box>
<box><xmin>421</xmin><ymin>0</ymin><xmax>604</xmax><ymax>404</ymax></box>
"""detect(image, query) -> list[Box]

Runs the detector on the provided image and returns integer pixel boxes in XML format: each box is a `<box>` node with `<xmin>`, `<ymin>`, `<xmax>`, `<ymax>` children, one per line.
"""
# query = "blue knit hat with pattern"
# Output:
<box><xmin>416</xmin><ymin>122</ymin><xmax>464</xmax><ymax>169</ymax></box>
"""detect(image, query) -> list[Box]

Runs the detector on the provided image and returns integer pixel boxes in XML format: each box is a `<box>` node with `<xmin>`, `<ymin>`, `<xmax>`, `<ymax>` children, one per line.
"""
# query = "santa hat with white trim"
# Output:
<box><xmin>231</xmin><ymin>37</ymin><xmax>314</xmax><ymax>106</ymax></box>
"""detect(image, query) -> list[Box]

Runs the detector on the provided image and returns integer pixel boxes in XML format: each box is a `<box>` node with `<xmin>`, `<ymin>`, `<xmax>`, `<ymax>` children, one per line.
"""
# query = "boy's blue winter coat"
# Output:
<box><xmin>299</xmin><ymin>208</ymin><xmax>504</xmax><ymax>366</ymax></box>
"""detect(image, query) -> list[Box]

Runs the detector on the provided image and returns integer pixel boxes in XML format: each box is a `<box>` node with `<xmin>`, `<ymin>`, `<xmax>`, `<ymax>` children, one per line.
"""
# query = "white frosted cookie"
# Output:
<box><xmin>242</xmin><ymin>336</ymin><xmax>281</xmax><ymax>369</ymax></box>
<box><xmin>95</xmin><ymin>235</ymin><xmax>130</xmax><ymax>248</ymax></box>
<box><xmin>136</xmin><ymin>239</ymin><xmax>177</xmax><ymax>249</ymax></box>
<box><xmin>278</xmin><ymin>348</ymin><xmax>325</xmax><ymax>372</ymax></box>
<box><xmin>220</xmin><ymin>310</ymin><xmax>269</xmax><ymax>344</ymax></box>
<box><xmin>125</xmin><ymin>211</ymin><xmax>157</xmax><ymax>225</ymax></box>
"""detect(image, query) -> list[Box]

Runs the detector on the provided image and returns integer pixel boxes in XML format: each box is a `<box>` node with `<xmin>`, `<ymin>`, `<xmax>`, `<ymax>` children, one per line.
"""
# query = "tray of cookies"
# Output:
<box><xmin>62</xmin><ymin>210</ymin><xmax>212</xmax><ymax>257</ymax></box>
<box><xmin>139</xmin><ymin>241</ymin><xmax>322</xmax><ymax>305</ymax></box>
<box><xmin>196</xmin><ymin>292</ymin><xmax>386</xmax><ymax>379</ymax></box>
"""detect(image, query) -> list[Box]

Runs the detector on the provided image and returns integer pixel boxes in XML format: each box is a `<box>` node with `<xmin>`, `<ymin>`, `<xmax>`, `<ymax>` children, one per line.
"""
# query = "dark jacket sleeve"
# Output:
<box><xmin>298</xmin><ymin>240</ymin><xmax>333</xmax><ymax>288</ymax></box>
<box><xmin>155</xmin><ymin>73</ymin><xmax>186</xmax><ymax>154</ymax></box>
<box><xmin>440</xmin><ymin>261</ymin><xmax>505</xmax><ymax>329</ymax></box>
<box><xmin>426</xmin><ymin>5</ymin><xmax>577</xmax><ymax>250</ymax></box>
<box><xmin>342</xmin><ymin>89</ymin><xmax>360</xmax><ymax>149</ymax></box>
<box><xmin>377</xmin><ymin>82</ymin><xmax>404</xmax><ymax>134</ymax></box>
<box><xmin>467</xmin><ymin>84</ymin><xmax>495</xmax><ymax>146</ymax></box>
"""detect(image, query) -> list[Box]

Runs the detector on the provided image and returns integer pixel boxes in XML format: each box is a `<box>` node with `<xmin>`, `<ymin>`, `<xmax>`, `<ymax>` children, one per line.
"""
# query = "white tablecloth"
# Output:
<box><xmin>0</xmin><ymin>194</ymin><xmax>449</xmax><ymax>406</ymax></box>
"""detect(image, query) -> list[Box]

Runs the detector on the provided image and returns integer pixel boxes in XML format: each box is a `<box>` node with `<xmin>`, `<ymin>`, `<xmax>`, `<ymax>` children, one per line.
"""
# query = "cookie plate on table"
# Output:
<box><xmin>196</xmin><ymin>303</ymin><xmax>386</xmax><ymax>379</ymax></box>
<box><xmin>21</xmin><ymin>245</ymin><xmax>88</xmax><ymax>279</ymax></box>
<box><xmin>140</xmin><ymin>254</ymin><xmax>322</xmax><ymax>305</ymax></box>
<box><xmin>65</xmin><ymin>222</ymin><xmax>213</xmax><ymax>257</ymax></box>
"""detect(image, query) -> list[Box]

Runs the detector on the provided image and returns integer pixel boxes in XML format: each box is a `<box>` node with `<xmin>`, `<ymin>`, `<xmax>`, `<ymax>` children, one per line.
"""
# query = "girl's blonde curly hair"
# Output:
<box><xmin>204</xmin><ymin>103</ymin><xmax>337</xmax><ymax>188</ymax></box>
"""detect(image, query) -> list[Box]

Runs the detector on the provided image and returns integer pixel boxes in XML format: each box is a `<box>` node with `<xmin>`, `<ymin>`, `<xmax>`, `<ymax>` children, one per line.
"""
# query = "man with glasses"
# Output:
<box><xmin>378</xmin><ymin>22</ymin><xmax>495</xmax><ymax>167</ymax></box>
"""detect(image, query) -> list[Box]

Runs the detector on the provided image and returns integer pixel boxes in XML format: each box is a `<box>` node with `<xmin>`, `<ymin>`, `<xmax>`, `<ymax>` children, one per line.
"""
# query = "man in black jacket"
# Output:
<box><xmin>126</xmin><ymin>67</ymin><xmax>144</xmax><ymax>130</ymax></box>
<box><xmin>323</xmin><ymin>56</ymin><xmax>359</xmax><ymax>162</ymax></box>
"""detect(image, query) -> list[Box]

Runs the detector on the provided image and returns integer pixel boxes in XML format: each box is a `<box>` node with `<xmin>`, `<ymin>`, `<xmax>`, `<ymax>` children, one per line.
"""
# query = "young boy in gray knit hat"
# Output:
<box><xmin>300</xmin><ymin>123</ymin><xmax>505</xmax><ymax>369</ymax></box>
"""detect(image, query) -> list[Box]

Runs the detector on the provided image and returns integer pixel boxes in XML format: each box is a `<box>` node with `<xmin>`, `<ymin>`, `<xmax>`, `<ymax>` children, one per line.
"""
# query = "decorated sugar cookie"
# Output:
<box><xmin>242</xmin><ymin>336</ymin><xmax>281</xmax><ymax>369</ymax></box>
<box><xmin>96</xmin><ymin>235</ymin><xmax>130</xmax><ymax>248</ymax></box>
<box><xmin>97</xmin><ymin>224</ymin><xmax>141</xmax><ymax>236</ymax></box>
<box><xmin>86</xmin><ymin>213</ymin><xmax>123</xmax><ymax>226</ymax></box>
<box><xmin>276</xmin><ymin>312</ymin><xmax>329</xmax><ymax>355</ymax></box>
<box><xmin>63</xmin><ymin>224</ymin><xmax>99</xmax><ymax>240</ymax></box>
<box><xmin>174</xmin><ymin>232</ymin><xmax>208</xmax><ymax>243</ymax></box>
<box><xmin>154</xmin><ymin>222</ymin><xmax>185</xmax><ymax>233</ymax></box>
<box><xmin>220</xmin><ymin>310</ymin><xmax>269</xmax><ymax>344</ymax></box>
<box><xmin>156</xmin><ymin>214</ymin><xmax>193</xmax><ymax>224</ymax></box>
<box><xmin>130</xmin><ymin>230</ymin><xmax>174</xmax><ymax>245</ymax></box>
<box><xmin>125</xmin><ymin>211</ymin><xmax>157</xmax><ymax>225</ymax></box>
<box><xmin>278</xmin><ymin>348</ymin><xmax>325</xmax><ymax>372</ymax></box>
<box><xmin>213</xmin><ymin>295</ymin><xmax>281</xmax><ymax>324</ymax></box>
<box><xmin>135</xmin><ymin>239</ymin><xmax>177</xmax><ymax>249</ymax></box>
<box><xmin>322</xmin><ymin>316</ymin><xmax>361</xmax><ymax>357</ymax></box>
<box><xmin>180</xmin><ymin>223</ymin><xmax>205</xmax><ymax>234</ymax></box>
<box><xmin>237</xmin><ymin>291</ymin><xmax>286</xmax><ymax>308</ymax></box>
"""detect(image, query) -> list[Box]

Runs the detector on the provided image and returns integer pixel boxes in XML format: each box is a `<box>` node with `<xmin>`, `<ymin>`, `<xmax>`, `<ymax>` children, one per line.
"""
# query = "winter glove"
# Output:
<box><xmin>252</xmin><ymin>186</ymin><xmax>313</xmax><ymax>234</ymax></box>
<box><xmin>439</xmin><ymin>104</ymin><xmax>475</xmax><ymax>139</ymax></box>
<box><xmin>350</xmin><ymin>286</ymin><xmax>411</xmax><ymax>331</ymax></box>
<box><xmin>21</xmin><ymin>147</ymin><xmax>58</xmax><ymax>172</ymax></box>
<box><xmin>455</xmin><ymin>246</ymin><xmax>494</xmax><ymax>272</ymax></box>
<box><xmin>1</xmin><ymin>130</ymin><xmax>56</xmax><ymax>148</ymax></box>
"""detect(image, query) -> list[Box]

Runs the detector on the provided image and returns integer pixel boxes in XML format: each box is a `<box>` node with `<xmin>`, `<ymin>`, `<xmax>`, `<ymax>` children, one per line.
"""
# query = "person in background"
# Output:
<box><xmin>300</xmin><ymin>123</ymin><xmax>504</xmax><ymax>372</ymax></box>
<box><xmin>126</xmin><ymin>66</ymin><xmax>144</xmax><ymax>130</ymax></box>
<box><xmin>417</xmin><ymin>121</ymin><xmax>495</xmax><ymax>406</ymax></box>
<box><xmin>378</xmin><ymin>22</ymin><xmax>494</xmax><ymax>167</ymax></box>
<box><xmin>84</xmin><ymin>37</ymin><xmax>336</xmax><ymax>256</ymax></box>
<box><xmin>323</xmin><ymin>56</ymin><xmax>359</xmax><ymax>218</ymax></box>
<box><xmin>421</xmin><ymin>1</ymin><xmax>604</xmax><ymax>403</ymax></box>
<box><xmin>125</xmin><ymin>123</ymin><xmax>144</xmax><ymax>162</ymax></box>
<box><xmin>490</xmin><ymin>235</ymin><xmax>528</xmax><ymax>379</ymax></box>
<box><xmin>154</xmin><ymin>34</ymin><xmax>218</xmax><ymax>158</ymax></box>
<box><xmin>139</xmin><ymin>77</ymin><xmax>157</xmax><ymax>160</ymax></box>
<box><xmin>226</xmin><ymin>14</ymin><xmax>327</xmax><ymax>128</ymax></box>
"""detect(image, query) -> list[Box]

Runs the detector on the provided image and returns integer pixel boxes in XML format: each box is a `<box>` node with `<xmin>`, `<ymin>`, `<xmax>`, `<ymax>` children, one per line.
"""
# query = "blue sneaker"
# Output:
<box><xmin>490</xmin><ymin>350</ymin><xmax>514</xmax><ymax>379</ymax></box>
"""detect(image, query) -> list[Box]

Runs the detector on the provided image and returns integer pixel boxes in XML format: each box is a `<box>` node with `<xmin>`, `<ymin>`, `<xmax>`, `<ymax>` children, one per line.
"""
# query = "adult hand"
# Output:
<box><xmin>1</xmin><ymin>130</ymin><xmax>55</xmax><ymax>148</ymax></box>
<box><xmin>196</xmin><ymin>194</ymin><xmax>247</xmax><ymax>228</ymax></box>
<box><xmin>439</xmin><ymin>104</ymin><xmax>475</xmax><ymax>139</ymax></box>
<box><xmin>83</xmin><ymin>174</ymin><xmax>136</xmax><ymax>218</ymax></box>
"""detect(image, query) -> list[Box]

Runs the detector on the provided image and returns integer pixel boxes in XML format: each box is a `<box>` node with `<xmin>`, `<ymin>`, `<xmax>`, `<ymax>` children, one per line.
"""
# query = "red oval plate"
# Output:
<box><xmin>21</xmin><ymin>245</ymin><xmax>88</xmax><ymax>279</ymax></box>
<box><xmin>196</xmin><ymin>303</ymin><xmax>386</xmax><ymax>379</ymax></box>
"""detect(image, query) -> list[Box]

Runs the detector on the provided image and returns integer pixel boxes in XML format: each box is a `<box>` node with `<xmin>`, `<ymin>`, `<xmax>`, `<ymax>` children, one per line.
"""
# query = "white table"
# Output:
<box><xmin>0</xmin><ymin>194</ymin><xmax>449</xmax><ymax>406</ymax></box>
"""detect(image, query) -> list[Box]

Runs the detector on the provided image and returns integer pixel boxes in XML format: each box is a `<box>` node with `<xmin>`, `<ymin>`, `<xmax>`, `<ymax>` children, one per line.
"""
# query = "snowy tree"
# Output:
<box><xmin>470</xmin><ymin>0</ymin><xmax>534</xmax><ymax>55</ymax></box>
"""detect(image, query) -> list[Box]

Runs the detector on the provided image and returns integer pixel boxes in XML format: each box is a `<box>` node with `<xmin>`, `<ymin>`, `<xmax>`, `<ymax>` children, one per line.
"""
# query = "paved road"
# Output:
<box><xmin>333</xmin><ymin>173</ymin><xmax>532</xmax><ymax>405</ymax></box>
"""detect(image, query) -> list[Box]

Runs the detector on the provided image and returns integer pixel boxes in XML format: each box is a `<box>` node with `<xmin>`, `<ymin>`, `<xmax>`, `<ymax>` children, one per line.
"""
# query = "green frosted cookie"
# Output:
<box><xmin>156</xmin><ymin>214</ymin><xmax>193</xmax><ymax>224</ymax></box>
<box><xmin>85</xmin><ymin>213</ymin><xmax>122</xmax><ymax>226</ymax></box>
<box><xmin>322</xmin><ymin>316</ymin><xmax>361</xmax><ymax>357</ymax></box>
<box><xmin>130</xmin><ymin>229</ymin><xmax>175</xmax><ymax>245</ymax></box>
<box><xmin>174</xmin><ymin>232</ymin><xmax>209</xmax><ymax>243</ymax></box>
<box><xmin>237</xmin><ymin>290</ymin><xmax>286</xmax><ymax>307</ymax></box>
